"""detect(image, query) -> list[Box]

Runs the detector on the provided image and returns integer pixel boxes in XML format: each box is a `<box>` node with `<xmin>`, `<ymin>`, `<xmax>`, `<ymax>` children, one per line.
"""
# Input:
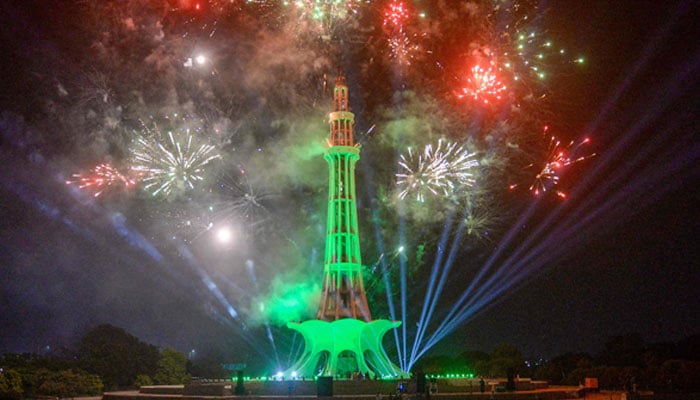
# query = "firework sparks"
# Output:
<box><xmin>397</xmin><ymin>140</ymin><xmax>479</xmax><ymax>202</ymax></box>
<box><xmin>457</xmin><ymin>64</ymin><xmax>508</xmax><ymax>104</ymax></box>
<box><xmin>382</xmin><ymin>0</ymin><xmax>422</xmax><ymax>66</ymax></box>
<box><xmin>388</xmin><ymin>35</ymin><xmax>422</xmax><ymax>66</ymax></box>
<box><xmin>462</xmin><ymin>208</ymin><xmax>492</xmax><ymax>238</ymax></box>
<box><xmin>131</xmin><ymin>117</ymin><xmax>221</xmax><ymax>197</ymax></box>
<box><xmin>444</xmin><ymin>142</ymin><xmax>480</xmax><ymax>188</ymax></box>
<box><xmin>168</xmin><ymin>0</ymin><xmax>246</xmax><ymax>38</ymax></box>
<box><xmin>513</xmin><ymin>135</ymin><xmax>596</xmax><ymax>198</ymax></box>
<box><xmin>383</xmin><ymin>0</ymin><xmax>409</xmax><ymax>29</ymax></box>
<box><xmin>486</xmin><ymin>1</ymin><xmax>585</xmax><ymax>98</ymax></box>
<box><xmin>209</xmin><ymin>167</ymin><xmax>277</xmax><ymax>237</ymax></box>
<box><xmin>397</xmin><ymin>146</ymin><xmax>447</xmax><ymax>203</ymax></box>
<box><xmin>148</xmin><ymin>199</ymin><xmax>215</xmax><ymax>243</ymax></box>
<box><xmin>66</xmin><ymin>163</ymin><xmax>137</xmax><ymax>197</ymax></box>
<box><xmin>293</xmin><ymin>0</ymin><xmax>363</xmax><ymax>34</ymax></box>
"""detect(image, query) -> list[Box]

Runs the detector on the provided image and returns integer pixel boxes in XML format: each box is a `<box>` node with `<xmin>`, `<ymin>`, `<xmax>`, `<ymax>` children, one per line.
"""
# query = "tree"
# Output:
<box><xmin>0</xmin><ymin>369</ymin><xmax>23</xmax><ymax>400</ymax></box>
<box><xmin>188</xmin><ymin>351</ymin><xmax>227</xmax><ymax>379</ymax></box>
<box><xmin>460</xmin><ymin>350</ymin><xmax>490</xmax><ymax>375</ymax></box>
<box><xmin>134</xmin><ymin>375</ymin><xmax>154</xmax><ymax>387</ymax></box>
<box><xmin>34</xmin><ymin>370</ymin><xmax>103</xmax><ymax>398</ymax></box>
<box><xmin>12</xmin><ymin>367</ymin><xmax>52</xmax><ymax>398</ymax></box>
<box><xmin>533</xmin><ymin>353</ymin><xmax>593</xmax><ymax>384</ymax></box>
<box><xmin>78</xmin><ymin>324</ymin><xmax>159</xmax><ymax>389</ymax></box>
<box><xmin>657</xmin><ymin>360</ymin><xmax>700</xmax><ymax>392</ymax></box>
<box><xmin>487</xmin><ymin>343</ymin><xmax>528</xmax><ymax>377</ymax></box>
<box><xmin>153</xmin><ymin>348</ymin><xmax>190</xmax><ymax>385</ymax></box>
<box><xmin>599</xmin><ymin>334</ymin><xmax>646</xmax><ymax>367</ymax></box>
<box><xmin>415</xmin><ymin>355</ymin><xmax>458</xmax><ymax>375</ymax></box>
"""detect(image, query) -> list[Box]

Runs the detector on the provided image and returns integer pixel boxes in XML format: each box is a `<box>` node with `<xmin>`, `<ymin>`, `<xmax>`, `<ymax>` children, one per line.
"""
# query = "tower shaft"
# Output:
<box><xmin>317</xmin><ymin>76</ymin><xmax>371</xmax><ymax>322</ymax></box>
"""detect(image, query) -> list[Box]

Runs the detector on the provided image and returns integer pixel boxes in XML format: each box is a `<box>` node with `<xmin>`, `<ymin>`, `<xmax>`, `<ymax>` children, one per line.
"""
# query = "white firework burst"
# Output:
<box><xmin>131</xmin><ymin>119</ymin><xmax>220</xmax><ymax>197</ymax></box>
<box><xmin>396</xmin><ymin>139</ymin><xmax>479</xmax><ymax>202</ymax></box>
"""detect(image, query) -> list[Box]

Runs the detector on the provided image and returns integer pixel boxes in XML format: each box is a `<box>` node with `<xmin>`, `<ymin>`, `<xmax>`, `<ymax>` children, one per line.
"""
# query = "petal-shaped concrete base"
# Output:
<box><xmin>286</xmin><ymin>319</ymin><xmax>406</xmax><ymax>379</ymax></box>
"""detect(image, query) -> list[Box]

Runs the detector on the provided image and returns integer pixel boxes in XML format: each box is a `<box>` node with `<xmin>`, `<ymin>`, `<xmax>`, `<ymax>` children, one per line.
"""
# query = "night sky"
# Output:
<box><xmin>0</xmin><ymin>0</ymin><xmax>698</xmax><ymax>370</ymax></box>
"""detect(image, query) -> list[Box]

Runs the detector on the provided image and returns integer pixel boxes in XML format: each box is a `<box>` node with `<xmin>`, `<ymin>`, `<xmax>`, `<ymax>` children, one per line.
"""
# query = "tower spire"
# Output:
<box><xmin>317</xmin><ymin>73</ymin><xmax>371</xmax><ymax>321</ymax></box>
<box><xmin>329</xmin><ymin>73</ymin><xmax>354</xmax><ymax>146</ymax></box>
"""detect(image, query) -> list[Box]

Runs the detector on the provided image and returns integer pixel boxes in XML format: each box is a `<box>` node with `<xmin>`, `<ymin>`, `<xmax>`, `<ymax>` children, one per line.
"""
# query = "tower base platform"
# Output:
<box><xmin>286</xmin><ymin>319</ymin><xmax>404</xmax><ymax>379</ymax></box>
<box><xmin>102</xmin><ymin>379</ymin><xmax>607</xmax><ymax>400</ymax></box>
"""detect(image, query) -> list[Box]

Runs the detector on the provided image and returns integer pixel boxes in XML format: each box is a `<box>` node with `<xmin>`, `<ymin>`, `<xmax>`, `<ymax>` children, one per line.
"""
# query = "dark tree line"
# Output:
<box><xmin>0</xmin><ymin>353</ymin><xmax>103</xmax><ymax>399</ymax></box>
<box><xmin>0</xmin><ymin>324</ymin><xmax>192</xmax><ymax>398</ymax></box>
<box><xmin>531</xmin><ymin>334</ymin><xmax>700</xmax><ymax>392</ymax></box>
<box><xmin>78</xmin><ymin>324</ymin><xmax>160</xmax><ymax>389</ymax></box>
<box><xmin>415</xmin><ymin>334</ymin><xmax>700</xmax><ymax>393</ymax></box>
<box><xmin>3</xmin><ymin>328</ymin><xmax>699</xmax><ymax>398</ymax></box>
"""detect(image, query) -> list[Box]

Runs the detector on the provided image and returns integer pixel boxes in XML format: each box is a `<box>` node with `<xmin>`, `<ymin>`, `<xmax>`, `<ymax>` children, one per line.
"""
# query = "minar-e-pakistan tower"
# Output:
<box><xmin>286</xmin><ymin>75</ymin><xmax>404</xmax><ymax>378</ymax></box>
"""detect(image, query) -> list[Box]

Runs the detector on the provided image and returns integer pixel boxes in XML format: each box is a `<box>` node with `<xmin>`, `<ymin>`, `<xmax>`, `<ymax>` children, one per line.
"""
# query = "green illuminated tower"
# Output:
<box><xmin>317</xmin><ymin>75</ymin><xmax>371</xmax><ymax>322</ymax></box>
<box><xmin>286</xmin><ymin>75</ymin><xmax>404</xmax><ymax>379</ymax></box>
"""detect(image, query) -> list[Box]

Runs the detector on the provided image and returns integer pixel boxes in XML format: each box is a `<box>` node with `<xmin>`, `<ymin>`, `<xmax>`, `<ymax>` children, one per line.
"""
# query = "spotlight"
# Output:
<box><xmin>216</xmin><ymin>227</ymin><xmax>233</xmax><ymax>243</ymax></box>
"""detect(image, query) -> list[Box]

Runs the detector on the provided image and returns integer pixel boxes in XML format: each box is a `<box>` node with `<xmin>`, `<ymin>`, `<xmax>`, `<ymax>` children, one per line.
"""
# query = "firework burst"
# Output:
<box><xmin>388</xmin><ymin>35</ymin><xmax>422</xmax><ymax>66</ymax></box>
<box><xmin>397</xmin><ymin>139</ymin><xmax>479</xmax><ymax>202</ymax></box>
<box><xmin>293</xmin><ymin>0</ymin><xmax>363</xmax><ymax>35</ymax></box>
<box><xmin>397</xmin><ymin>146</ymin><xmax>447</xmax><ymax>203</ymax></box>
<box><xmin>131</xmin><ymin>116</ymin><xmax>221</xmax><ymax>198</ymax></box>
<box><xmin>511</xmin><ymin>134</ymin><xmax>596</xmax><ymax>198</ymax></box>
<box><xmin>486</xmin><ymin>1</ymin><xmax>585</xmax><ymax>98</ymax></box>
<box><xmin>382</xmin><ymin>0</ymin><xmax>423</xmax><ymax>66</ymax></box>
<box><xmin>383</xmin><ymin>0</ymin><xmax>410</xmax><ymax>29</ymax></box>
<box><xmin>167</xmin><ymin>0</ymin><xmax>244</xmax><ymax>38</ymax></box>
<box><xmin>151</xmin><ymin>198</ymin><xmax>216</xmax><ymax>243</ymax></box>
<box><xmin>66</xmin><ymin>163</ymin><xmax>138</xmax><ymax>197</ymax></box>
<box><xmin>457</xmin><ymin>64</ymin><xmax>508</xmax><ymax>104</ymax></box>
<box><xmin>208</xmin><ymin>166</ymin><xmax>277</xmax><ymax>237</ymax></box>
<box><xmin>462</xmin><ymin>208</ymin><xmax>492</xmax><ymax>238</ymax></box>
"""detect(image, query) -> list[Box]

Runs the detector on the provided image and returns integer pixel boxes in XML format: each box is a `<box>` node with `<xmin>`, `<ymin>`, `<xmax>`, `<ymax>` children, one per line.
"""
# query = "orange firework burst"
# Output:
<box><xmin>511</xmin><ymin>135</ymin><xmax>596</xmax><ymax>199</ymax></box>
<box><xmin>457</xmin><ymin>64</ymin><xmax>508</xmax><ymax>105</ymax></box>
<box><xmin>383</xmin><ymin>0</ymin><xmax>410</xmax><ymax>30</ymax></box>
<box><xmin>66</xmin><ymin>163</ymin><xmax>138</xmax><ymax>197</ymax></box>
